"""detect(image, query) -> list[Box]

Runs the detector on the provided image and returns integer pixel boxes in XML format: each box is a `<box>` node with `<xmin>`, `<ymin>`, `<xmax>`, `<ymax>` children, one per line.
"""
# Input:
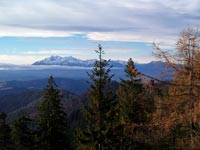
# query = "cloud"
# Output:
<box><xmin>0</xmin><ymin>0</ymin><xmax>199</xmax><ymax>44</ymax></box>
<box><xmin>0</xmin><ymin>25</ymin><xmax>77</xmax><ymax>37</ymax></box>
<box><xmin>22</xmin><ymin>48</ymin><xmax>137</xmax><ymax>60</ymax></box>
<box><xmin>23</xmin><ymin>50</ymin><xmax>85</xmax><ymax>55</ymax></box>
<box><xmin>2</xmin><ymin>47</ymin><xmax>147</xmax><ymax>64</ymax></box>
<box><xmin>87</xmin><ymin>32</ymin><xmax>178</xmax><ymax>44</ymax></box>
<box><xmin>0</xmin><ymin>55</ymin><xmax>46</xmax><ymax>64</ymax></box>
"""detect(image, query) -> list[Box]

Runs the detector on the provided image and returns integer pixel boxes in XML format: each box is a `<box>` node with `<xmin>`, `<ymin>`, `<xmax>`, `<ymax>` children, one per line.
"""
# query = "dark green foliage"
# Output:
<box><xmin>118</xmin><ymin>58</ymin><xmax>155</xmax><ymax>123</ymax></box>
<box><xmin>76</xmin><ymin>45</ymin><xmax>120</xmax><ymax>150</ymax></box>
<box><xmin>0</xmin><ymin>112</ymin><xmax>13</xmax><ymax>150</ymax></box>
<box><xmin>11</xmin><ymin>115</ymin><xmax>34</xmax><ymax>150</ymax></box>
<box><xmin>118</xmin><ymin>58</ymin><xmax>156</xmax><ymax>149</ymax></box>
<box><xmin>36</xmin><ymin>76</ymin><xmax>70</xmax><ymax>150</ymax></box>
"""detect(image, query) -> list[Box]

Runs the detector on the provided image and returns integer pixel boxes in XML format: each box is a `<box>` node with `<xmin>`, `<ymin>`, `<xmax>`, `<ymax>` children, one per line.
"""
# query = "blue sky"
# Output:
<box><xmin>0</xmin><ymin>0</ymin><xmax>199</xmax><ymax>64</ymax></box>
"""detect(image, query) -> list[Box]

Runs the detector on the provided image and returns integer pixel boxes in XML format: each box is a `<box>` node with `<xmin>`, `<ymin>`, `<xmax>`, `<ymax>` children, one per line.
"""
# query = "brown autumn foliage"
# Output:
<box><xmin>153</xmin><ymin>27</ymin><xmax>200</xmax><ymax>149</ymax></box>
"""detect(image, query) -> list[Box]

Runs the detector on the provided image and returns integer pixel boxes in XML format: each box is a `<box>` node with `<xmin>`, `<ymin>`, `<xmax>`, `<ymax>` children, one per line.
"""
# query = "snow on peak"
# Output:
<box><xmin>32</xmin><ymin>56</ymin><xmax>127</xmax><ymax>67</ymax></box>
<box><xmin>48</xmin><ymin>56</ymin><xmax>62</xmax><ymax>61</ymax></box>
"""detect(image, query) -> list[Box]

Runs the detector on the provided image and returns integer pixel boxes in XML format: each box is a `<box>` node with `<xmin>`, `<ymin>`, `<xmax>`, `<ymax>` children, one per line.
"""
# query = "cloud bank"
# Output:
<box><xmin>0</xmin><ymin>0</ymin><xmax>199</xmax><ymax>44</ymax></box>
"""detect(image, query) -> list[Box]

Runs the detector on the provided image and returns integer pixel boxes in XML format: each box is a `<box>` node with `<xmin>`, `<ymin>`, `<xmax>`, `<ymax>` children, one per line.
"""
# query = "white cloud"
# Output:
<box><xmin>87</xmin><ymin>32</ymin><xmax>178</xmax><ymax>44</ymax></box>
<box><xmin>23</xmin><ymin>50</ymin><xmax>85</xmax><ymax>55</ymax></box>
<box><xmin>104</xmin><ymin>54</ymin><xmax>156</xmax><ymax>63</ymax></box>
<box><xmin>0</xmin><ymin>25</ymin><xmax>77</xmax><ymax>37</ymax></box>
<box><xmin>0</xmin><ymin>55</ymin><xmax>46</xmax><ymax>64</ymax></box>
<box><xmin>0</xmin><ymin>47</ymin><xmax>154</xmax><ymax>64</ymax></box>
<box><xmin>0</xmin><ymin>0</ymin><xmax>198</xmax><ymax>43</ymax></box>
<box><xmin>22</xmin><ymin>48</ymin><xmax>137</xmax><ymax>60</ymax></box>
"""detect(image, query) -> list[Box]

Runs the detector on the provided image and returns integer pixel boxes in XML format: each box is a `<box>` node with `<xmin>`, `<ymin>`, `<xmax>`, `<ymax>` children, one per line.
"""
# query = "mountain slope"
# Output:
<box><xmin>0</xmin><ymin>78</ymin><xmax>89</xmax><ymax>94</ymax></box>
<box><xmin>7</xmin><ymin>90</ymin><xmax>82</xmax><ymax>121</ymax></box>
<box><xmin>0</xmin><ymin>89</ymin><xmax>42</xmax><ymax>113</ymax></box>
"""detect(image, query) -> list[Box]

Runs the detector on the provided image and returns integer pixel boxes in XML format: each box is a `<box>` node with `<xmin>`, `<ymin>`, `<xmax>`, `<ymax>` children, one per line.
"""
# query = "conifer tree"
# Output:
<box><xmin>153</xmin><ymin>27</ymin><xmax>200</xmax><ymax>149</ymax></box>
<box><xmin>170</xmin><ymin>28</ymin><xmax>200</xmax><ymax>149</ymax></box>
<box><xmin>117</xmin><ymin>58</ymin><xmax>155</xmax><ymax>149</ymax></box>
<box><xmin>76</xmin><ymin>45</ymin><xmax>120</xmax><ymax>150</ymax></box>
<box><xmin>11</xmin><ymin>115</ymin><xmax>34</xmax><ymax>150</ymax></box>
<box><xmin>36</xmin><ymin>76</ymin><xmax>70</xmax><ymax>150</ymax></box>
<box><xmin>0</xmin><ymin>112</ymin><xmax>13</xmax><ymax>150</ymax></box>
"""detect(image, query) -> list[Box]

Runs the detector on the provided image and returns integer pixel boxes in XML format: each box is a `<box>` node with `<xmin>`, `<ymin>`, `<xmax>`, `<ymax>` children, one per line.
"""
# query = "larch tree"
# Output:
<box><xmin>154</xmin><ymin>27</ymin><xmax>200</xmax><ymax>149</ymax></box>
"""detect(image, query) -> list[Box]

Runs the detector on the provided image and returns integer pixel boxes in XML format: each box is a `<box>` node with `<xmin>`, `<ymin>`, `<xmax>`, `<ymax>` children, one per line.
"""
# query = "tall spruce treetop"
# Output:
<box><xmin>37</xmin><ymin>76</ymin><xmax>70</xmax><ymax>150</ymax></box>
<box><xmin>125</xmin><ymin>58</ymin><xmax>140</xmax><ymax>80</ymax></box>
<box><xmin>76</xmin><ymin>45</ymin><xmax>119</xmax><ymax>150</ymax></box>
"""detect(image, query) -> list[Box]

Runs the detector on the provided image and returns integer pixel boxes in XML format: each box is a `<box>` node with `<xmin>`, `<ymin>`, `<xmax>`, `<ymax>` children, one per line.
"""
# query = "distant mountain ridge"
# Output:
<box><xmin>32</xmin><ymin>56</ymin><xmax>127</xmax><ymax>67</ymax></box>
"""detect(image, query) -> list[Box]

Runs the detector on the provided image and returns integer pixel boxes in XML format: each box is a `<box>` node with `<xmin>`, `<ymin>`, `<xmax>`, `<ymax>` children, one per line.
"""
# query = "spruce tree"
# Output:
<box><xmin>36</xmin><ymin>76</ymin><xmax>70</xmax><ymax>150</ymax></box>
<box><xmin>11</xmin><ymin>115</ymin><xmax>34</xmax><ymax>150</ymax></box>
<box><xmin>76</xmin><ymin>45</ymin><xmax>120</xmax><ymax>150</ymax></box>
<box><xmin>0</xmin><ymin>112</ymin><xmax>13</xmax><ymax>150</ymax></box>
<box><xmin>117</xmin><ymin>58</ymin><xmax>155</xmax><ymax>149</ymax></box>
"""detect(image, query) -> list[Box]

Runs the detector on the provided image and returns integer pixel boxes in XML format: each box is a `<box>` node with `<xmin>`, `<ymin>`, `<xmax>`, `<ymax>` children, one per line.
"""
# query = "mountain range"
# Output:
<box><xmin>0</xmin><ymin>56</ymin><xmax>173</xmax><ymax>82</ymax></box>
<box><xmin>32</xmin><ymin>55</ymin><xmax>127</xmax><ymax>67</ymax></box>
<box><xmin>31</xmin><ymin>56</ymin><xmax>173</xmax><ymax>80</ymax></box>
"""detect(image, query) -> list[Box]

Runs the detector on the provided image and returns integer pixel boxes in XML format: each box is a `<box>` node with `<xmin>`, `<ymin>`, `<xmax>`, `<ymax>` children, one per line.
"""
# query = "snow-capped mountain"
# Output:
<box><xmin>32</xmin><ymin>56</ymin><xmax>127</xmax><ymax>67</ymax></box>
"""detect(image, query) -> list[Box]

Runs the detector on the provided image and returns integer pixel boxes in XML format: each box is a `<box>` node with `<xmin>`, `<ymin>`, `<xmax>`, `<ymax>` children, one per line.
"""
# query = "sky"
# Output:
<box><xmin>0</xmin><ymin>0</ymin><xmax>199</xmax><ymax>64</ymax></box>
